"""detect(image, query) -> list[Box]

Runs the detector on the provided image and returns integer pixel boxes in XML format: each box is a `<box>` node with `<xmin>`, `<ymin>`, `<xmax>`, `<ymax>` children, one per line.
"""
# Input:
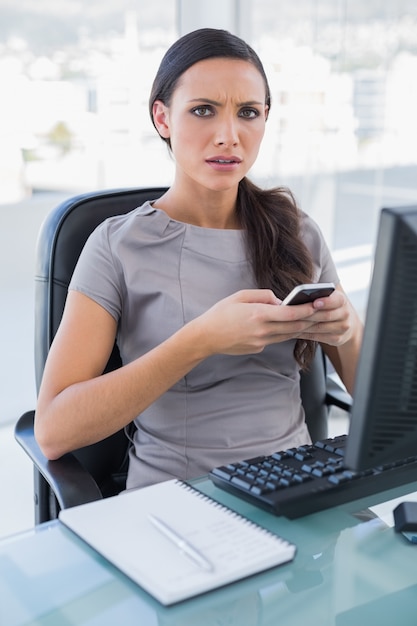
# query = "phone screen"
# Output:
<box><xmin>281</xmin><ymin>283</ymin><xmax>335</xmax><ymax>306</ymax></box>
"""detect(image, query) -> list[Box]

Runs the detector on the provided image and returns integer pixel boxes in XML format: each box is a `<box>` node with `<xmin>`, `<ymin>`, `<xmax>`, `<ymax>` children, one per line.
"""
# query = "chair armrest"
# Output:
<box><xmin>325</xmin><ymin>374</ymin><xmax>353</xmax><ymax>413</ymax></box>
<box><xmin>14</xmin><ymin>411</ymin><xmax>102</xmax><ymax>511</ymax></box>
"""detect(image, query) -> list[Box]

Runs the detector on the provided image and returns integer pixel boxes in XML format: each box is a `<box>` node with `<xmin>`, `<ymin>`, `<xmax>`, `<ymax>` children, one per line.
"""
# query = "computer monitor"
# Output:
<box><xmin>344</xmin><ymin>205</ymin><xmax>417</xmax><ymax>471</ymax></box>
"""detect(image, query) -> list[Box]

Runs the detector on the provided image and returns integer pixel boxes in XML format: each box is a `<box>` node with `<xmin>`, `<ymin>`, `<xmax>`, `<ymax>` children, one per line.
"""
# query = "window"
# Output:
<box><xmin>251</xmin><ymin>0</ymin><xmax>417</xmax><ymax>315</ymax></box>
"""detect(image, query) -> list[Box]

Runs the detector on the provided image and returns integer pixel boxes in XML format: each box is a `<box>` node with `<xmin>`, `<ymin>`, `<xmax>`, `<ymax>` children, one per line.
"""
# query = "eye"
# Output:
<box><xmin>239</xmin><ymin>107</ymin><xmax>260</xmax><ymax>119</ymax></box>
<box><xmin>191</xmin><ymin>106</ymin><xmax>214</xmax><ymax>117</ymax></box>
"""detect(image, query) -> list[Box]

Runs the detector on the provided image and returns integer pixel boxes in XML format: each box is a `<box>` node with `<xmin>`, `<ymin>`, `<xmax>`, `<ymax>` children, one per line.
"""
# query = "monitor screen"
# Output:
<box><xmin>344</xmin><ymin>205</ymin><xmax>417</xmax><ymax>471</ymax></box>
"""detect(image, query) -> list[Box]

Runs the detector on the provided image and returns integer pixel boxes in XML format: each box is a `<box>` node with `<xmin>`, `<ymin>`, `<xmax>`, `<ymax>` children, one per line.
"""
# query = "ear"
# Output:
<box><xmin>152</xmin><ymin>101</ymin><xmax>171</xmax><ymax>139</ymax></box>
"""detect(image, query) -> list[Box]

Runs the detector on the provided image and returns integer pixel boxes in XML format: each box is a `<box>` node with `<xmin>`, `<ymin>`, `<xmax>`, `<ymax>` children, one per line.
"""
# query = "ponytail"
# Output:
<box><xmin>237</xmin><ymin>178</ymin><xmax>316</xmax><ymax>368</ymax></box>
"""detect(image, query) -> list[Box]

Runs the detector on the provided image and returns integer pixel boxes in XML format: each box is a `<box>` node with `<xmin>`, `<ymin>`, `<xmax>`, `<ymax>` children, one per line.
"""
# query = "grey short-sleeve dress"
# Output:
<box><xmin>69</xmin><ymin>201</ymin><xmax>339</xmax><ymax>489</ymax></box>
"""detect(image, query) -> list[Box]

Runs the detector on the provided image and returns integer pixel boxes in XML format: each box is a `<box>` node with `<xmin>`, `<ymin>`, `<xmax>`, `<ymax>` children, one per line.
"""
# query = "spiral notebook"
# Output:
<box><xmin>59</xmin><ymin>479</ymin><xmax>296</xmax><ymax>605</ymax></box>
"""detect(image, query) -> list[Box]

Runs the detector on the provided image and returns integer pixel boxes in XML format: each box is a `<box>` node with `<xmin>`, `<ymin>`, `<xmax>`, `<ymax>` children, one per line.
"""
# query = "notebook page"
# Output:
<box><xmin>59</xmin><ymin>479</ymin><xmax>296</xmax><ymax>605</ymax></box>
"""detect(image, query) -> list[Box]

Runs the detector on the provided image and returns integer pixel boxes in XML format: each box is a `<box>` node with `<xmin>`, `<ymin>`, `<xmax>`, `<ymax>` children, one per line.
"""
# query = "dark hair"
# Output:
<box><xmin>150</xmin><ymin>29</ymin><xmax>315</xmax><ymax>368</ymax></box>
<box><xmin>149</xmin><ymin>28</ymin><xmax>271</xmax><ymax>138</ymax></box>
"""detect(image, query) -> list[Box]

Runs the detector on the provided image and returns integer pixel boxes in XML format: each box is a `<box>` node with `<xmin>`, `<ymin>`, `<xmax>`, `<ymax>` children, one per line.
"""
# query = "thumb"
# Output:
<box><xmin>236</xmin><ymin>289</ymin><xmax>280</xmax><ymax>305</ymax></box>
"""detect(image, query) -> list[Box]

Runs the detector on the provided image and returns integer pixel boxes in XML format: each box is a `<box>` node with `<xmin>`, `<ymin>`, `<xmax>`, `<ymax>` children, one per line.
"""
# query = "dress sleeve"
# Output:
<box><xmin>69</xmin><ymin>220</ymin><xmax>122</xmax><ymax>322</ymax></box>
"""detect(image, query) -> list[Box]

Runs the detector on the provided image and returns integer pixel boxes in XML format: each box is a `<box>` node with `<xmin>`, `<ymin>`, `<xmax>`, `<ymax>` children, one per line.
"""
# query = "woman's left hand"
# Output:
<box><xmin>293</xmin><ymin>285</ymin><xmax>358</xmax><ymax>347</ymax></box>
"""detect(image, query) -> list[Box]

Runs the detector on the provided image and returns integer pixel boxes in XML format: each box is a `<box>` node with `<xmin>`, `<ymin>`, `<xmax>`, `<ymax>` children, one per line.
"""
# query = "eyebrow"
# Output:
<box><xmin>187</xmin><ymin>98</ymin><xmax>265</xmax><ymax>107</ymax></box>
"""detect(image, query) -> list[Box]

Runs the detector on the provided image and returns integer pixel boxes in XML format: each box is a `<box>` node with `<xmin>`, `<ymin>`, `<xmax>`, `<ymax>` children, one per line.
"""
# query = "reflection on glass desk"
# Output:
<box><xmin>1</xmin><ymin>477</ymin><xmax>417</xmax><ymax>626</ymax></box>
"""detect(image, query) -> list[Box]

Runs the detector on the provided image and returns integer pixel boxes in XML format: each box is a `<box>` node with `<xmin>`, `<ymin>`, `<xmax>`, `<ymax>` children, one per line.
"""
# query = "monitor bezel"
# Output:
<box><xmin>344</xmin><ymin>205</ymin><xmax>417</xmax><ymax>471</ymax></box>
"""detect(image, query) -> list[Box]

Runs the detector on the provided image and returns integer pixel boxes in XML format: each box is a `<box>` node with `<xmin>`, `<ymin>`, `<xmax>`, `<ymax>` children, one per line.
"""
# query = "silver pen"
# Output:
<box><xmin>148</xmin><ymin>513</ymin><xmax>214</xmax><ymax>572</ymax></box>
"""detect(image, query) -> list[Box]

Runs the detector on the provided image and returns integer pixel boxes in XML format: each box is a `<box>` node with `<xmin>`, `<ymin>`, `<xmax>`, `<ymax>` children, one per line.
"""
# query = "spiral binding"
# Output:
<box><xmin>174</xmin><ymin>479</ymin><xmax>291</xmax><ymax>546</ymax></box>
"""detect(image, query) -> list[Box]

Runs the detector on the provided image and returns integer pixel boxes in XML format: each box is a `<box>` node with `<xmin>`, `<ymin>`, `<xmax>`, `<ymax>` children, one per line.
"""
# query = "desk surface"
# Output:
<box><xmin>2</xmin><ymin>477</ymin><xmax>417</xmax><ymax>626</ymax></box>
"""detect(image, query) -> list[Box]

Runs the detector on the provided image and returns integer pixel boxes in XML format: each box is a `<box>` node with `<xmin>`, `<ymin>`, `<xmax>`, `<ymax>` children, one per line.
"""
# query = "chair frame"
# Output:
<box><xmin>15</xmin><ymin>187</ymin><xmax>352</xmax><ymax>524</ymax></box>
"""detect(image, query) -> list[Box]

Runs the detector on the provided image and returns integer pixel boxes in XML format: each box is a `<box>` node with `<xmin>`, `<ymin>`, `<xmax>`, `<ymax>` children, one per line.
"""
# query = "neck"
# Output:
<box><xmin>153</xmin><ymin>184</ymin><xmax>241</xmax><ymax>229</ymax></box>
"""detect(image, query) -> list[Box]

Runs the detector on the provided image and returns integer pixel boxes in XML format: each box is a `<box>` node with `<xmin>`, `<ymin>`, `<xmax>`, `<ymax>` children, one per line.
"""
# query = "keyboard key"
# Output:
<box><xmin>231</xmin><ymin>476</ymin><xmax>254</xmax><ymax>490</ymax></box>
<box><xmin>312</xmin><ymin>467</ymin><xmax>333</xmax><ymax>477</ymax></box>
<box><xmin>211</xmin><ymin>466</ymin><xmax>235</xmax><ymax>480</ymax></box>
<box><xmin>328</xmin><ymin>474</ymin><xmax>351</xmax><ymax>485</ymax></box>
<box><xmin>250</xmin><ymin>484</ymin><xmax>268</xmax><ymax>495</ymax></box>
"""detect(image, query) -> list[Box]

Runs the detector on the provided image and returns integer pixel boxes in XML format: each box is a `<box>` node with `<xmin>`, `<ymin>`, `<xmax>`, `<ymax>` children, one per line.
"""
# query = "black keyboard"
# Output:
<box><xmin>209</xmin><ymin>435</ymin><xmax>417</xmax><ymax>518</ymax></box>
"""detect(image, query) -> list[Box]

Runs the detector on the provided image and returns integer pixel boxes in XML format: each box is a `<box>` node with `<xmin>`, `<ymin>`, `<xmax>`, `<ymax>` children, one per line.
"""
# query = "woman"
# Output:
<box><xmin>35</xmin><ymin>28</ymin><xmax>362</xmax><ymax>489</ymax></box>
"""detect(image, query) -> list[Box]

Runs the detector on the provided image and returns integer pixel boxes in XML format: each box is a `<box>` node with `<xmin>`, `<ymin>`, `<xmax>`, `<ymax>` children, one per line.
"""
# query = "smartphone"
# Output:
<box><xmin>281</xmin><ymin>282</ymin><xmax>335</xmax><ymax>306</ymax></box>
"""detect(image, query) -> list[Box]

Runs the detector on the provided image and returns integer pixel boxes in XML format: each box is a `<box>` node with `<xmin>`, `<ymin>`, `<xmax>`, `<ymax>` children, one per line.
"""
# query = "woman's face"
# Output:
<box><xmin>152</xmin><ymin>57</ymin><xmax>269</xmax><ymax>194</ymax></box>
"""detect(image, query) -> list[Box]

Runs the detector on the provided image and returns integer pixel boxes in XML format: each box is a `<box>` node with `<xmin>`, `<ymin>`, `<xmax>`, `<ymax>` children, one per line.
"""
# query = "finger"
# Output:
<box><xmin>312</xmin><ymin>284</ymin><xmax>346</xmax><ymax>310</ymax></box>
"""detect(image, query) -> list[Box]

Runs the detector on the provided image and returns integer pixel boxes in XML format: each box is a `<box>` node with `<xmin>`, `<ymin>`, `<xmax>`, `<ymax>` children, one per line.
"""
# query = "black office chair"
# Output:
<box><xmin>15</xmin><ymin>187</ymin><xmax>352</xmax><ymax>524</ymax></box>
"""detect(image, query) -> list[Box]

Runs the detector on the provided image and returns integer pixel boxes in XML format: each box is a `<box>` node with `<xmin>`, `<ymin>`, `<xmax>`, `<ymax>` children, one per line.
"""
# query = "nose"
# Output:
<box><xmin>214</xmin><ymin>114</ymin><xmax>239</xmax><ymax>147</ymax></box>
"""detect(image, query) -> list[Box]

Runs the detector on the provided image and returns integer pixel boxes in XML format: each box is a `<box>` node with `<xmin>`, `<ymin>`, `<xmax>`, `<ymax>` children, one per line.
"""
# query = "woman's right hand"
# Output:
<box><xmin>192</xmin><ymin>288</ymin><xmax>321</xmax><ymax>355</ymax></box>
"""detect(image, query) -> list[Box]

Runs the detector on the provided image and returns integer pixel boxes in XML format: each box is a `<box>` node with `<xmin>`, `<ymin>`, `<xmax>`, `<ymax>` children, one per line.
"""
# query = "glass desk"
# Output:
<box><xmin>2</xmin><ymin>477</ymin><xmax>417</xmax><ymax>626</ymax></box>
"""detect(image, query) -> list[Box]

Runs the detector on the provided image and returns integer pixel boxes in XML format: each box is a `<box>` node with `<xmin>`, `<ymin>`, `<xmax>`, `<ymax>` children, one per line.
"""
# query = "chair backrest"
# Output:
<box><xmin>34</xmin><ymin>186</ymin><xmax>328</xmax><ymax>500</ymax></box>
<box><xmin>35</xmin><ymin>187</ymin><xmax>167</xmax><ymax>495</ymax></box>
<box><xmin>300</xmin><ymin>345</ymin><xmax>329</xmax><ymax>442</ymax></box>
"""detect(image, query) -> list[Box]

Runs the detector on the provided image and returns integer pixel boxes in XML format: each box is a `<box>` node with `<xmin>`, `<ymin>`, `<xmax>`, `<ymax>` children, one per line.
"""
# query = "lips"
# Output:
<box><xmin>206</xmin><ymin>156</ymin><xmax>242</xmax><ymax>173</ymax></box>
<box><xmin>206</xmin><ymin>156</ymin><xmax>242</xmax><ymax>164</ymax></box>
